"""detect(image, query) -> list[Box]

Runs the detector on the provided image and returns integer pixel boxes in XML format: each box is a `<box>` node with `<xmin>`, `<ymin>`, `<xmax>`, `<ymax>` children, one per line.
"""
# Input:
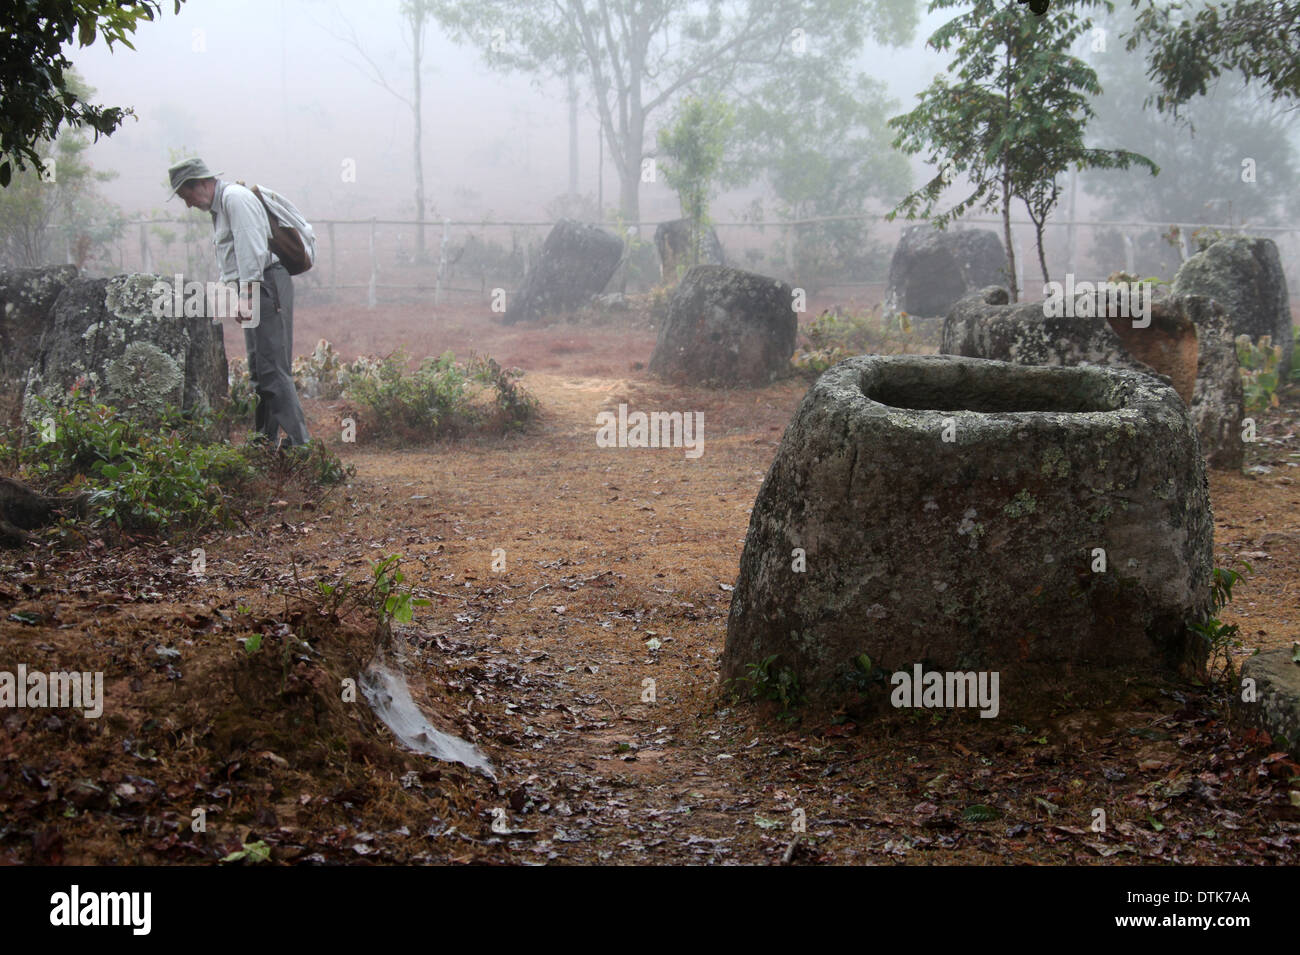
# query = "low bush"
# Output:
<box><xmin>343</xmin><ymin>349</ymin><xmax>537</xmax><ymax>443</ymax></box>
<box><xmin>793</xmin><ymin>304</ymin><xmax>919</xmax><ymax>376</ymax></box>
<box><xmin>4</xmin><ymin>392</ymin><xmax>350</xmax><ymax>540</ymax></box>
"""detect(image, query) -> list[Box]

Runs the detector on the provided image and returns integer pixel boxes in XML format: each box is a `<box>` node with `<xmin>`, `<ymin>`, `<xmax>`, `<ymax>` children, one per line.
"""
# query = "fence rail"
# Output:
<box><xmin>51</xmin><ymin>212</ymin><xmax>1300</xmax><ymax>309</ymax></box>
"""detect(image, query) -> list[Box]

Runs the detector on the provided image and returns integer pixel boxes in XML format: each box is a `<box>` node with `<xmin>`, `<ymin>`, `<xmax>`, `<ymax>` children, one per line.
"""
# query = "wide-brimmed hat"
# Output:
<box><xmin>167</xmin><ymin>157</ymin><xmax>222</xmax><ymax>199</ymax></box>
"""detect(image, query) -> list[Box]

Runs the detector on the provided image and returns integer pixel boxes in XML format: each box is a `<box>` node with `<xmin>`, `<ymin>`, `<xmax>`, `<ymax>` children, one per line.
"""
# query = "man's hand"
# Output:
<box><xmin>234</xmin><ymin>280</ymin><xmax>260</xmax><ymax>327</ymax></box>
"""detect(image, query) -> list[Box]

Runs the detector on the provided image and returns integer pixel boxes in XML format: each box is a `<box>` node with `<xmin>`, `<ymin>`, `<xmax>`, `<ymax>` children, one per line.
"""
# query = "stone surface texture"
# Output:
<box><xmin>503</xmin><ymin>219</ymin><xmax>623</xmax><ymax>324</ymax></box>
<box><xmin>886</xmin><ymin>226</ymin><xmax>1009</xmax><ymax>317</ymax></box>
<box><xmin>22</xmin><ymin>274</ymin><xmax>228</xmax><ymax>423</ymax></box>
<box><xmin>1172</xmin><ymin>235</ymin><xmax>1293</xmax><ymax>378</ymax></box>
<box><xmin>722</xmin><ymin>354</ymin><xmax>1213</xmax><ymax>698</ymax></box>
<box><xmin>942</xmin><ymin>286</ymin><xmax>1245</xmax><ymax>469</ymax></box>
<box><xmin>648</xmin><ymin>265</ymin><xmax>796</xmax><ymax>387</ymax></box>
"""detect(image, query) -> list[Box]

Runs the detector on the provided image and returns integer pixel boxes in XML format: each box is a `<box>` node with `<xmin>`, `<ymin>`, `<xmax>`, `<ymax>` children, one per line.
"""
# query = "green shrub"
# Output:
<box><xmin>308</xmin><ymin>552</ymin><xmax>429</xmax><ymax>642</ymax></box>
<box><xmin>793</xmin><ymin>304</ymin><xmax>918</xmax><ymax>376</ymax></box>
<box><xmin>21</xmin><ymin>396</ymin><xmax>252</xmax><ymax>534</ymax></box>
<box><xmin>1188</xmin><ymin>562</ymin><xmax>1251</xmax><ymax>684</ymax></box>
<box><xmin>730</xmin><ymin>654</ymin><xmax>804</xmax><ymax>715</ymax></box>
<box><xmin>344</xmin><ymin>349</ymin><xmax>537</xmax><ymax>442</ymax></box>
<box><xmin>13</xmin><ymin>394</ymin><xmax>350</xmax><ymax>539</ymax></box>
<box><xmin>1235</xmin><ymin>335</ymin><xmax>1296</xmax><ymax>412</ymax></box>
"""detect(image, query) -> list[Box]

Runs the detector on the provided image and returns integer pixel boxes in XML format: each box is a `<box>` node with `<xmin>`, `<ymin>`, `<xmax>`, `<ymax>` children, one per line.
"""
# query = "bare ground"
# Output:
<box><xmin>1</xmin><ymin>296</ymin><xmax>1298</xmax><ymax>865</ymax></box>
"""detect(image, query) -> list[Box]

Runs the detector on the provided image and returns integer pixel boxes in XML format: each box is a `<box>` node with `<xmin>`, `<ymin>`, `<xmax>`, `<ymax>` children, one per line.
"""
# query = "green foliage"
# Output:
<box><xmin>344</xmin><ymin>350</ymin><xmax>470</xmax><ymax>436</ymax></box>
<box><xmin>658</xmin><ymin>95</ymin><xmax>735</xmax><ymax>270</ymax></box>
<box><xmin>0</xmin><ymin>1</ymin><xmax>183</xmax><ymax>187</ymax></box>
<box><xmin>1125</xmin><ymin>0</ymin><xmax>1300</xmax><ymax>113</ymax></box>
<box><xmin>430</xmin><ymin>0</ymin><xmax>918</xmax><ymax>222</ymax></box>
<box><xmin>368</xmin><ymin>553</ymin><xmax>430</xmax><ymax>633</ymax></box>
<box><xmin>962</xmin><ymin>804</ymin><xmax>1002</xmax><ymax>822</ymax></box>
<box><xmin>1086</xmin><ymin>28</ymin><xmax>1299</xmax><ymax>246</ymax></box>
<box><xmin>220</xmin><ymin>840</ymin><xmax>271</xmax><ymax>864</ymax></box>
<box><xmin>888</xmin><ymin>0</ymin><xmax>1156</xmax><ymax>295</ymax></box>
<box><xmin>1083</xmin><ymin>5</ymin><xmax>1300</xmax><ymax>274</ymax></box>
<box><xmin>344</xmin><ymin>349</ymin><xmax>537</xmax><ymax>442</ymax></box>
<box><xmin>1188</xmin><ymin>562</ymin><xmax>1251</xmax><ymax>683</ymax></box>
<box><xmin>1236</xmin><ymin>335</ymin><xmax>1289</xmax><ymax>412</ymax></box>
<box><xmin>21</xmin><ymin>395</ymin><xmax>251</xmax><ymax>534</ymax></box>
<box><xmin>736</xmin><ymin>67</ymin><xmax>910</xmax><ymax>291</ymax></box>
<box><xmin>731</xmin><ymin>654</ymin><xmax>804</xmax><ymax>714</ymax></box>
<box><xmin>10</xmin><ymin>391</ymin><xmax>351</xmax><ymax>540</ymax></box>
<box><xmin>842</xmin><ymin>651</ymin><xmax>891</xmax><ymax>694</ymax></box>
<box><xmin>307</xmin><ymin>553</ymin><xmax>430</xmax><ymax>642</ymax></box>
<box><xmin>793</xmin><ymin>304</ymin><xmax>918</xmax><ymax>375</ymax></box>
<box><xmin>0</xmin><ymin>69</ymin><xmax>125</xmax><ymax>270</ymax></box>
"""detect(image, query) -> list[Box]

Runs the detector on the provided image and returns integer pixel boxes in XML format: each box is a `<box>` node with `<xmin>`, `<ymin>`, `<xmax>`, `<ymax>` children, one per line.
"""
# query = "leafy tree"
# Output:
<box><xmin>328</xmin><ymin>0</ymin><xmax>436</xmax><ymax>261</ymax></box>
<box><xmin>0</xmin><ymin>0</ymin><xmax>183</xmax><ymax>186</ymax></box>
<box><xmin>0</xmin><ymin>70</ymin><xmax>124</xmax><ymax>270</ymax></box>
<box><xmin>1125</xmin><ymin>0</ymin><xmax>1300</xmax><ymax>114</ymax></box>
<box><xmin>888</xmin><ymin>0</ymin><xmax>1155</xmax><ymax>297</ymax></box>
<box><xmin>1084</xmin><ymin>3</ymin><xmax>1298</xmax><ymax>275</ymax></box>
<box><xmin>431</xmin><ymin>0</ymin><xmax>918</xmax><ymax>223</ymax></box>
<box><xmin>657</xmin><ymin>94</ymin><xmax>735</xmax><ymax>270</ymax></box>
<box><xmin>734</xmin><ymin>64</ymin><xmax>911</xmax><ymax>290</ymax></box>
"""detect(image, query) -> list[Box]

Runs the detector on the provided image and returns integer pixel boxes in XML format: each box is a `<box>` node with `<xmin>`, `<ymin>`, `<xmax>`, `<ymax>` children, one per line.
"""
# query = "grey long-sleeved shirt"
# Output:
<box><xmin>210</xmin><ymin>179</ymin><xmax>277</xmax><ymax>283</ymax></box>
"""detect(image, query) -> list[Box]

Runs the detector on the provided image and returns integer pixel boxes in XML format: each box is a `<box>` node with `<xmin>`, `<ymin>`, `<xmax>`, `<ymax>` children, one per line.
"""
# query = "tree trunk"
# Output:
<box><xmin>1035</xmin><ymin>220</ymin><xmax>1050</xmax><ymax>287</ymax></box>
<box><xmin>412</xmin><ymin>4</ymin><xmax>427</xmax><ymax>263</ymax></box>
<box><xmin>1001</xmin><ymin>37</ymin><xmax>1016</xmax><ymax>303</ymax></box>
<box><xmin>1002</xmin><ymin>174</ymin><xmax>1017</xmax><ymax>303</ymax></box>
<box><xmin>1065</xmin><ymin>168</ymin><xmax>1077</xmax><ymax>277</ymax></box>
<box><xmin>619</xmin><ymin>39</ymin><xmax>647</xmax><ymax>226</ymax></box>
<box><xmin>618</xmin><ymin>155</ymin><xmax>641</xmax><ymax>226</ymax></box>
<box><xmin>568</xmin><ymin>67</ymin><xmax>579</xmax><ymax>198</ymax></box>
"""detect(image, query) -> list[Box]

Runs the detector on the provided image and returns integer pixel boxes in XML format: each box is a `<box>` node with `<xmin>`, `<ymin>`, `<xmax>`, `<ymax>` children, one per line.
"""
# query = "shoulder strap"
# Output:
<box><xmin>233</xmin><ymin>180</ymin><xmax>280</xmax><ymax>226</ymax></box>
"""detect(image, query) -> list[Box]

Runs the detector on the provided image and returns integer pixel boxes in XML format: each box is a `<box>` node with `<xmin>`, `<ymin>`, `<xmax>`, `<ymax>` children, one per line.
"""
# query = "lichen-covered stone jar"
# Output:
<box><xmin>722</xmin><ymin>354</ymin><xmax>1213</xmax><ymax>699</ymax></box>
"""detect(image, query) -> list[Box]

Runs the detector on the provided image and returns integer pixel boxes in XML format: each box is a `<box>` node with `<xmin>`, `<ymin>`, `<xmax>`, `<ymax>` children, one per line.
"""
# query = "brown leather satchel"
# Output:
<box><xmin>236</xmin><ymin>180</ymin><xmax>312</xmax><ymax>275</ymax></box>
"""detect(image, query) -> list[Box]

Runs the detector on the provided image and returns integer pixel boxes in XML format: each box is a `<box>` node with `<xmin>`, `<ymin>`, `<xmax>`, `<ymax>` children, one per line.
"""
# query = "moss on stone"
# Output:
<box><xmin>1003</xmin><ymin>489</ymin><xmax>1037</xmax><ymax>518</ymax></box>
<box><xmin>1041</xmin><ymin>446</ymin><xmax>1069</xmax><ymax>479</ymax></box>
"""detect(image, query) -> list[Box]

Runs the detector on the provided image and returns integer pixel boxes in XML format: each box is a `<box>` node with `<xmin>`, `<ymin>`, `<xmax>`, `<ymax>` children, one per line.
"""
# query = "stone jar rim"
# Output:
<box><xmin>818</xmin><ymin>353</ymin><xmax>1187</xmax><ymax>439</ymax></box>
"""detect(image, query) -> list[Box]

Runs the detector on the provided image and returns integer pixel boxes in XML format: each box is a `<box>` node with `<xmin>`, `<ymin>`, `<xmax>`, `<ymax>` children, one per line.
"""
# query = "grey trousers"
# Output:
<box><xmin>243</xmin><ymin>263</ymin><xmax>309</xmax><ymax>446</ymax></box>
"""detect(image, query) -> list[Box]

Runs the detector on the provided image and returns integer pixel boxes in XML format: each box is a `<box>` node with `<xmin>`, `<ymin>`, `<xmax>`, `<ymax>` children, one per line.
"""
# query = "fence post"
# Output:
<box><xmin>435</xmin><ymin>216</ymin><xmax>450</xmax><ymax>306</ymax></box>
<box><xmin>368</xmin><ymin>217</ymin><xmax>377</xmax><ymax>310</ymax></box>
<box><xmin>1123</xmin><ymin>234</ymin><xmax>1135</xmax><ymax>274</ymax></box>
<box><xmin>139</xmin><ymin>224</ymin><xmax>153</xmax><ymax>274</ymax></box>
<box><xmin>328</xmin><ymin>221</ymin><xmax>337</xmax><ymax>292</ymax></box>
